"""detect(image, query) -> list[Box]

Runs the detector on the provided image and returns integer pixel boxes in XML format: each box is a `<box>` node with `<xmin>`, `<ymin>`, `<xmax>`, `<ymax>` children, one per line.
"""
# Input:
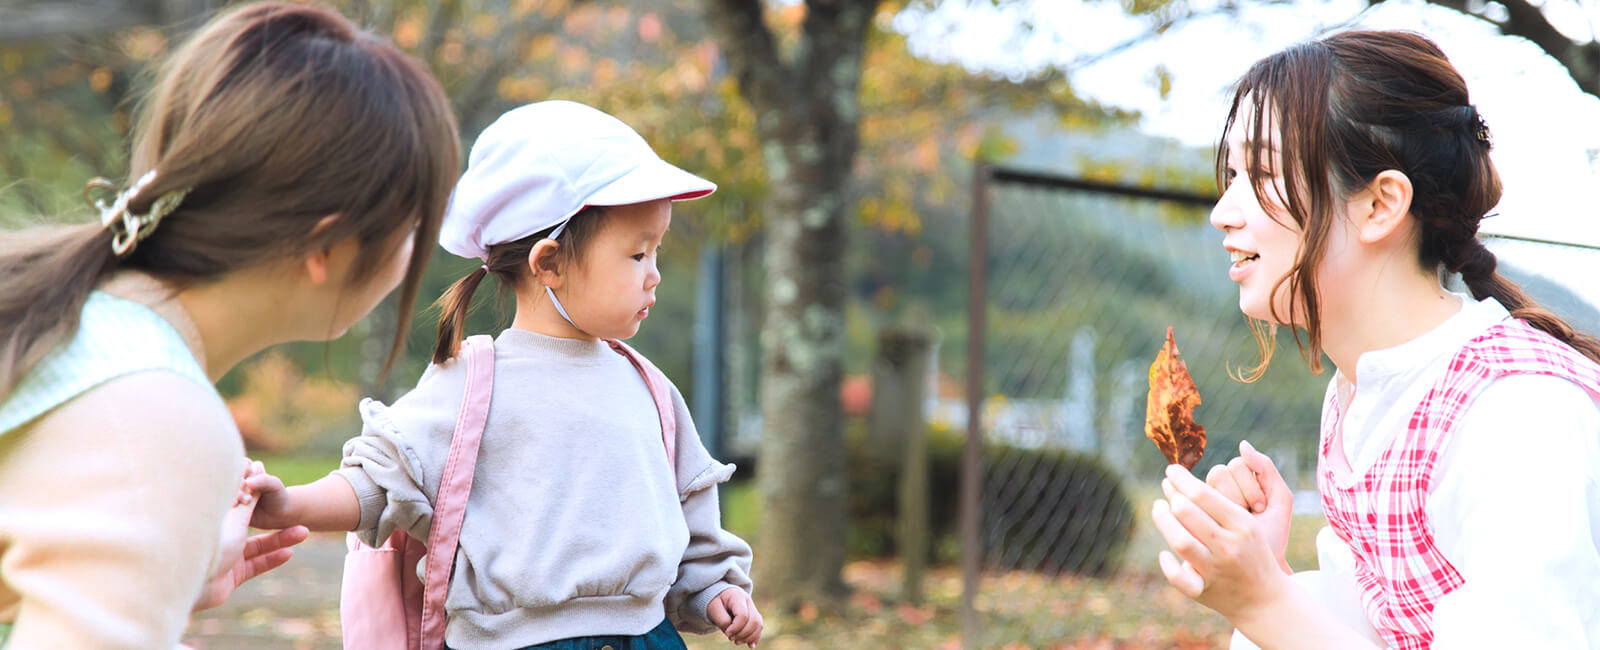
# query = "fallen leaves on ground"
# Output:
<box><xmin>188</xmin><ymin>535</ymin><xmax>1233</xmax><ymax>649</ymax></box>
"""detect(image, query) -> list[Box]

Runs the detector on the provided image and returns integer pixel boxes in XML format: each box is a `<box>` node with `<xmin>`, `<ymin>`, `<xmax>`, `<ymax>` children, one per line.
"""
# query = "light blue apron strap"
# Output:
<box><xmin>0</xmin><ymin>291</ymin><xmax>209</xmax><ymax>435</ymax></box>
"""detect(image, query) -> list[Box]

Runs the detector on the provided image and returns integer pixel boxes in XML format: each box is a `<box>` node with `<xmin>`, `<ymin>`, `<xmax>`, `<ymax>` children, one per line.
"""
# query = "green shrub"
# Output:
<box><xmin>845</xmin><ymin>420</ymin><xmax>963</xmax><ymax>562</ymax></box>
<box><xmin>979</xmin><ymin>445</ymin><xmax>1134</xmax><ymax>577</ymax></box>
<box><xmin>847</xmin><ymin>420</ymin><xmax>1135</xmax><ymax>577</ymax></box>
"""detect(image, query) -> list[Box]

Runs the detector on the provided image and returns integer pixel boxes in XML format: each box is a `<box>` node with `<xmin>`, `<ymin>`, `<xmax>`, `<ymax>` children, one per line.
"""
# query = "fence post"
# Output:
<box><xmin>871</xmin><ymin>327</ymin><xmax>932</xmax><ymax>603</ymax></box>
<box><xmin>961</xmin><ymin>161</ymin><xmax>990</xmax><ymax>649</ymax></box>
<box><xmin>693</xmin><ymin>246</ymin><xmax>726</xmax><ymax>461</ymax></box>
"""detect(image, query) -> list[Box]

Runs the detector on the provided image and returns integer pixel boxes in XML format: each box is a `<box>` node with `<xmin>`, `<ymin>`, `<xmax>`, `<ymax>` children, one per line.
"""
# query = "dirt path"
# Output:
<box><xmin>186</xmin><ymin>534</ymin><xmax>345</xmax><ymax>649</ymax></box>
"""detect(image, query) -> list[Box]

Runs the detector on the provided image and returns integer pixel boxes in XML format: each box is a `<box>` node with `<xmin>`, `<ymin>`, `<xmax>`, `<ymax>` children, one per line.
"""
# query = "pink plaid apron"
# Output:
<box><xmin>1319</xmin><ymin>321</ymin><xmax>1600</xmax><ymax>649</ymax></box>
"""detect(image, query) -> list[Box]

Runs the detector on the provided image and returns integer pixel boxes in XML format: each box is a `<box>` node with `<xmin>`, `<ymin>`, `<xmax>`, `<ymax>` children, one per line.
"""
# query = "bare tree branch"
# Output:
<box><xmin>349</xmin><ymin>0</ymin><xmax>398</xmax><ymax>34</ymax></box>
<box><xmin>795</xmin><ymin>0</ymin><xmax>879</xmax><ymax>168</ymax></box>
<box><xmin>1394</xmin><ymin>0</ymin><xmax>1600</xmax><ymax>98</ymax></box>
<box><xmin>420</xmin><ymin>0</ymin><xmax>460</xmax><ymax>63</ymax></box>
<box><xmin>705</xmin><ymin>0</ymin><xmax>792</xmax><ymax>119</ymax></box>
<box><xmin>0</xmin><ymin>0</ymin><xmax>157</xmax><ymax>43</ymax></box>
<box><xmin>1068</xmin><ymin>2</ymin><xmax>1246</xmax><ymax>69</ymax></box>
<box><xmin>797</xmin><ymin>0</ymin><xmax>875</xmax><ymax>108</ymax></box>
<box><xmin>449</xmin><ymin>4</ymin><xmax>576</xmax><ymax>132</ymax></box>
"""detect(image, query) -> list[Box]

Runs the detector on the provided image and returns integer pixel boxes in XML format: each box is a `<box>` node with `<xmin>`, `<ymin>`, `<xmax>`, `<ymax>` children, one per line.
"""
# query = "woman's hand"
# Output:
<box><xmin>192</xmin><ymin>526</ymin><xmax>309</xmax><ymax>611</ymax></box>
<box><xmin>193</xmin><ymin>460</ymin><xmax>309</xmax><ymax>611</ymax></box>
<box><xmin>1203</xmin><ymin>440</ymin><xmax>1295</xmax><ymax>573</ymax></box>
<box><xmin>1152</xmin><ymin>463</ymin><xmax>1292</xmax><ymax>624</ymax></box>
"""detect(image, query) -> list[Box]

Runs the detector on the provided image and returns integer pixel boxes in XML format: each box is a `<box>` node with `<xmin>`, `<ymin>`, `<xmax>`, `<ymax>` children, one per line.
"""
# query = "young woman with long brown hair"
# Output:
<box><xmin>1152</xmin><ymin>30</ymin><xmax>1600</xmax><ymax>648</ymax></box>
<box><xmin>0</xmin><ymin>3</ymin><xmax>459</xmax><ymax>646</ymax></box>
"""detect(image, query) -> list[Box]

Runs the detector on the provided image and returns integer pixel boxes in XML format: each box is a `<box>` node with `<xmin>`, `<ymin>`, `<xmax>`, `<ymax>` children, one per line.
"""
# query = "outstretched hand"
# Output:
<box><xmin>193</xmin><ymin>526</ymin><xmax>309</xmax><ymax>611</ymax></box>
<box><xmin>244</xmin><ymin>461</ymin><xmax>297</xmax><ymax>530</ymax></box>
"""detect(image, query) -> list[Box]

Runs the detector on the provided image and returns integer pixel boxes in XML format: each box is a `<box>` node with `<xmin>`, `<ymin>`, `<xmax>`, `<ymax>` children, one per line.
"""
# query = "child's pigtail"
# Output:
<box><xmin>428</xmin><ymin>211</ymin><xmax>608</xmax><ymax>364</ymax></box>
<box><xmin>431</xmin><ymin>266</ymin><xmax>490</xmax><ymax>364</ymax></box>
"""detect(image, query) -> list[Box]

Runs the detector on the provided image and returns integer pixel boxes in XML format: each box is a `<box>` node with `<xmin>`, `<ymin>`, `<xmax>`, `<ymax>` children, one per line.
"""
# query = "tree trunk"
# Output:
<box><xmin>705</xmin><ymin>0</ymin><xmax>879</xmax><ymax>611</ymax></box>
<box><xmin>754</xmin><ymin>156</ymin><xmax>852</xmax><ymax>606</ymax></box>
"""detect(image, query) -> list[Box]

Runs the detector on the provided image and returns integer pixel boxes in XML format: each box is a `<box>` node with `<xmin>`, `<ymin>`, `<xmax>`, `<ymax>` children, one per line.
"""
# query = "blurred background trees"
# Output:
<box><xmin>5</xmin><ymin>1</ymin><xmax>1598</xmax><ymax>637</ymax></box>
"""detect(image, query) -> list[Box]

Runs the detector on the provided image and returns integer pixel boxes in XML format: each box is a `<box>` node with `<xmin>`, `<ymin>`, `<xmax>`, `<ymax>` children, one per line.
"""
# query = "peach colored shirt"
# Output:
<box><xmin>0</xmin><ymin>275</ymin><xmax>243</xmax><ymax>649</ymax></box>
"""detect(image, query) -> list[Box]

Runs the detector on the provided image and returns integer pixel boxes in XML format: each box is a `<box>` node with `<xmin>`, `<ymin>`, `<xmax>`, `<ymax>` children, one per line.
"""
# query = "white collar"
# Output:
<box><xmin>1339</xmin><ymin>294</ymin><xmax>1511</xmax><ymax>387</ymax></box>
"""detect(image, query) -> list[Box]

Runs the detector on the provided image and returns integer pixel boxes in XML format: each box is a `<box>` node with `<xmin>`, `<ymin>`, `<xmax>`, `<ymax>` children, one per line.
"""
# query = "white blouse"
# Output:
<box><xmin>1314</xmin><ymin>294</ymin><xmax>1600</xmax><ymax>648</ymax></box>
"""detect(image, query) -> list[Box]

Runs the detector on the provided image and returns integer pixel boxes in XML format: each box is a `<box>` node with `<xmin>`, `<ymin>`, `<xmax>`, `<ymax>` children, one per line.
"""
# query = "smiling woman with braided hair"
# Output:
<box><xmin>1147</xmin><ymin>30</ymin><xmax>1600</xmax><ymax>649</ymax></box>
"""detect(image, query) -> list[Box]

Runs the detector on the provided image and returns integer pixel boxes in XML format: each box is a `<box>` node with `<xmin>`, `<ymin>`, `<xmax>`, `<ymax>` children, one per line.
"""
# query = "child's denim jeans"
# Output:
<box><xmin>451</xmin><ymin>618</ymin><xmax>687</xmax><ymax>650</ymax></box>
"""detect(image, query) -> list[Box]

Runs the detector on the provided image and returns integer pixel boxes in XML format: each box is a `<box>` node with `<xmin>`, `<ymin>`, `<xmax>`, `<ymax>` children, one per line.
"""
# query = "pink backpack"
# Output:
<box><xmin>339</xmin><ymin>335</ymin><xmax>679</xmax><ymax>650</ymax></box>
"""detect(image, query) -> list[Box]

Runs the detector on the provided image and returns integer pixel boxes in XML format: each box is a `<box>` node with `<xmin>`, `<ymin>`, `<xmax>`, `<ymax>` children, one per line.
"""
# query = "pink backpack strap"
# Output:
<box><xmin>606</xmin><ymin>339</ymin><xmax>677</xmax><ymax>470</ymax></box>
<box><xmin>418</xmin><ymin>334</ymin><xmax>496</xmax><ymax>648</ymax></box>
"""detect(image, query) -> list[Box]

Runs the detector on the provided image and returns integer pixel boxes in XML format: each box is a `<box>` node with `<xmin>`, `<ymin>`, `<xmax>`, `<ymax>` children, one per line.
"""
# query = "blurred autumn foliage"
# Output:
<box><xmin>225</xmin><ymin>353</ymin><xmax>360</xmax><ymax>454</ymax></box>
<box><xmin>0</xmin><ymin>0</ymin><xmax>1138</xmax><ymax>443</ymax></box>
<box><xmin>0</xmin><ymin>0</ymin><xmax>1133</xmax><ymax>234</ymax></box>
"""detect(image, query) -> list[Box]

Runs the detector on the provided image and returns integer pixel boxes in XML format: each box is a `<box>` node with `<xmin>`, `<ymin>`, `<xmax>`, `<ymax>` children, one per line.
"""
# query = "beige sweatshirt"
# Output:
<box><xmin>0</xmin><ymin>276</ymin><xmax>243</xmax><ymax>649</ymax></box>
<box><xmin>335</xmin><ymin>328</ymin><xmax>752</xmax><ymax>648</ymax></box>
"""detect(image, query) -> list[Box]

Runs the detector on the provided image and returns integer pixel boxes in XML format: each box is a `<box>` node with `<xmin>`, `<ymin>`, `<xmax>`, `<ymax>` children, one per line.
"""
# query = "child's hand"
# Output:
<box><xmin>1201</xmin><ymin>440</ymin><xmax>1293</xmax><ymax>573</ymax></box>
<box><xmin>707</xmin><ymin>587</ymin><xmax>762</xmax><ymax>647</ymax></box>
<box><xmin>1152</xmin><ymin>463</ymin><xmax>1291</xmax><ymax>623</ymax></box>
<box><xmin>244</xmin><ymin>460</ymin><xmax>297</xmax><ymax>530</ymax></box>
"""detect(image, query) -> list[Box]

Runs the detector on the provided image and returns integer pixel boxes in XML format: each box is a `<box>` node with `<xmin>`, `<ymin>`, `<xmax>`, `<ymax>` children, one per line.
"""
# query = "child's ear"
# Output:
<box><xmin>528</xmin><ymin>239</ymin><xmax>563</xmax><ymax>289</ymax></box>
<box><xmin>303</xmin><ymin>250</ymin><xmax>329</xmax><ymax>285</ymax></box>
<box><xmin>301</xmin><ymin>214</ymin><xmax>342</xmax><ymax>286</ymax></box>
<box><xmin>1354</xmin><ymin>170</ymin><xmax>1414</xmax><ymax>245</ymax></box>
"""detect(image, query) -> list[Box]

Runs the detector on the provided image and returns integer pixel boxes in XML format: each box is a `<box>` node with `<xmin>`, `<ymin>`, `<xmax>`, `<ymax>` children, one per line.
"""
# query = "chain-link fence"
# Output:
<box><xmin>957</xmin><ymin>164</ymin><xmax>1340</xmax><ymax>645</ymax></box>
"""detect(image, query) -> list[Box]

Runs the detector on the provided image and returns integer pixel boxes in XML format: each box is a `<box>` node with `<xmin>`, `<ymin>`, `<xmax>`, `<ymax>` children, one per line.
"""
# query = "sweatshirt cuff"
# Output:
<box><xmin>679</xmin><ymin>461</ymin><xmax>737</xmax><ymax>502</ymax></box>
<box><xmin>690</xmin><ymin>582</ymin><xmax>743</xmax><ymax>624</ymax></box>
<box><xmin>332</xmin><ymin>467</ymin><xmax>386</xmax><ymax>535</ymax></box>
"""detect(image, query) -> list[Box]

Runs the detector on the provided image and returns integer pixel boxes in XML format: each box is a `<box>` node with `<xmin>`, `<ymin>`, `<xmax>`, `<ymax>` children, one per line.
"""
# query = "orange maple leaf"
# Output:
<box><xmin>1145</xmin><ymin>326</ymin><xmax>1206</xmax><ymax>470</ymax></box>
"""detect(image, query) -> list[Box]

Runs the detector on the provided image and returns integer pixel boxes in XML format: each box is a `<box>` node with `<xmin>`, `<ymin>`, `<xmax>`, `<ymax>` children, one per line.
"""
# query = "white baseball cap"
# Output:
<box><xmin>440</xmin><ymin>100</ymin><xmax>715</xmax><ymax>260</ymax></box>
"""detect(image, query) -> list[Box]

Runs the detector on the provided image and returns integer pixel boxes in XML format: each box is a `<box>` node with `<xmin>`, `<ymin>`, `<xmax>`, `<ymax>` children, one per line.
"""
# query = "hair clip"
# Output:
<box><xmin>1469</xmin><ymin>106</ymin><xmax>1492</xmax><ymax>150</ymax></box>
<box><xmin>84</xmin><ymin>170</ymin><xmax>191</xmax><ymax>257</ymax></box>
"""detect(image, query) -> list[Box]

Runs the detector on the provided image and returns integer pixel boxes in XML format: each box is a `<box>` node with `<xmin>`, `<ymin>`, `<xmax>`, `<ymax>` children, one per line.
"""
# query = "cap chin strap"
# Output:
<box><xmin>545</xmin><ymin>284</ymin><xmax>580</xmax><ymax>331</ymax></box>
<box><xmin>542</xmin><ymin>228</ymin><xmax>582</xmax><ymax>332</ymax></box>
